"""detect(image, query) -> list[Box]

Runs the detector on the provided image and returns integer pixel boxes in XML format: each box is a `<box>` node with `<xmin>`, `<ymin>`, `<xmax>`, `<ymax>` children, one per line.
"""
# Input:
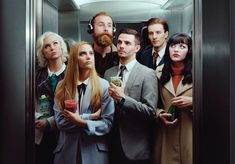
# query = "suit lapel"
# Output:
<box><xmin>107</xmin><ymin>66</ymin><xmax>119</xmax><ymax>82</ymax></box>
<box><xmin>124</xmin><ymin>62</ymin><xmax>140</xmax><ymax>92</ymax></box>
<box><xmin>112</xmin><ymin>66</ymin><xmax>119</xmax><ymax>76</ymax></box>
<box><xmin>157</xmin><ymin>65</ymin><xmax>175</xmax><ymax>96</ymax></box>
<box><xmin>42</xmin><ymin>78</ymin><xmax>54</xmax><ymax>96</ymax></box>
<box><xmin>80</xmin><ymin>80</ymin><xmax>91</xmax><ymax>113</ymax></box>
<box><xmin>158</xmin><ymin>58</ymin><xmax>164</xmax><ymax>66</ymax></box>
<box><xmin>148</xmin><ymin>52</ymin><xmax>154</xmax><ymax>69</ymax></box>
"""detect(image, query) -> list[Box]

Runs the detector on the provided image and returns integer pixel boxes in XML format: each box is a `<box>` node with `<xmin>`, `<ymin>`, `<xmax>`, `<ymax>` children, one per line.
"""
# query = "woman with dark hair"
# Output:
<box><xmin>53</xmin><ymin>41</ymin><xmax>114</xmax><ymax>164</ymax></box>
<box><xmin>153</xmin><ymin>33</ymin><xmax>193</xmax><ymax>164</ymax></box>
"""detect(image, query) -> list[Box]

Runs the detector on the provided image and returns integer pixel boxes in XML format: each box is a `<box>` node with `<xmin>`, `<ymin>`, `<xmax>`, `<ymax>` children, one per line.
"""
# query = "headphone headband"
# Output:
<box><xmin>87</xmin><ymin>15</ymin><xmax>116</xmax><ymax>34</ymax></box>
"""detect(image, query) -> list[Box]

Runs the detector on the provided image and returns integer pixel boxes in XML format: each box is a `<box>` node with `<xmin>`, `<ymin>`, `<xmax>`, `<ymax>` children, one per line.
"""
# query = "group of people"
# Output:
<box><xmin>34</xmin><ymin>11</ymin><xmax>193</xmax><ymax>164</ymax></box>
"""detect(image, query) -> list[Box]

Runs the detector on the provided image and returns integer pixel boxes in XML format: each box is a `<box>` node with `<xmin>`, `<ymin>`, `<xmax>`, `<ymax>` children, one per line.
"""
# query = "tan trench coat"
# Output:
<box><xmin>152</xmin><ymin>65</ymin><xmax>193</xmax><ymax>164</ymax></box>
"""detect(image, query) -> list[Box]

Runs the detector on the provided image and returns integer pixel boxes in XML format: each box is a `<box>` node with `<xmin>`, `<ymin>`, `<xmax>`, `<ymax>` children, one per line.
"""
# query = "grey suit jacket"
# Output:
<box><xmin>104</xmin><ymin>61</ymin><xmax>158</xmax><ymax>160</ymax></box>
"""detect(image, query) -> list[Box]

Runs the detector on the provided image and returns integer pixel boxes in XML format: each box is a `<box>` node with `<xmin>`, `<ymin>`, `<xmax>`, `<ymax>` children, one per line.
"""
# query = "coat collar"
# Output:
<box><xmin>156</xmin><ymin>64</ymin><xmax>192</xmax><ymax>96</ymax></box>
<box><xmin>164</xmin><ymin>79</ymin><xmax>192</xmax><ymax>96</ymax></box>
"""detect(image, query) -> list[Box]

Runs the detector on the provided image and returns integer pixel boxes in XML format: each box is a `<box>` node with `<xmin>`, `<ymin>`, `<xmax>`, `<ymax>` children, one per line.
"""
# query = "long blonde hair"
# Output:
<box><xmin>55</xmin><ymin>41</ymin><xmax>102</xmax><ymax>112</ymax></box>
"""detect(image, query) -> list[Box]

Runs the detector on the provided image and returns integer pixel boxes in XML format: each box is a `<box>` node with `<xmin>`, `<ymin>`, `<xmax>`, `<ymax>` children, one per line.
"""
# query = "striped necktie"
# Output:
<box><xmin>153</xmin><ymin>52</ymin><xmax>159</xmax><ymax>67</ymax></box>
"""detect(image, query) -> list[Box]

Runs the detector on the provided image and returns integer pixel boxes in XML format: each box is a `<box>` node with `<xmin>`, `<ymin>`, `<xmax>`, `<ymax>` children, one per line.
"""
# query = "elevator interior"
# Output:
<box><xmin>0</xmin><ymin>0</ymin><xmax>234</xmax><ymax>164</ymax></box>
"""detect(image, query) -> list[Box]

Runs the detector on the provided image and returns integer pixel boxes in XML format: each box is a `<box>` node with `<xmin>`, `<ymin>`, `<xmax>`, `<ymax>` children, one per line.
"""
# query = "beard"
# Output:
<box><xmin>93</xmin><ymin>33</ymin><xmax>113</xmax><ymax>47</ymax></box>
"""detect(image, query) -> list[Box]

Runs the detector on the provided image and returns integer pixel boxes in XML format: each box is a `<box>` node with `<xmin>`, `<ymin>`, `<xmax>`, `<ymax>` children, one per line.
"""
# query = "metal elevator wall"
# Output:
<box><xmin>230</xmin><ymin>0</ymin><xmax>235</xmax><ymax>163</ymax></box>
<box><xmin>193</xmin><ymin>0</ymin><xmax>230</xmax><ymax>163</ymax></box>
<box><xmin>0</xmin><ymin>0</ymin><xmax>35</xmax><ymax>163</ymax></box>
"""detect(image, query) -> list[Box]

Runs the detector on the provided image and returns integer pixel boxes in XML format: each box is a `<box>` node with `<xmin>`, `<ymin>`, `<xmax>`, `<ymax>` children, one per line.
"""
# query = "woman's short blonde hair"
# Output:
<box><xmin>36</xmin><ymin>31</ymin><xmax>68</xmax><ymax>68</ymax></box>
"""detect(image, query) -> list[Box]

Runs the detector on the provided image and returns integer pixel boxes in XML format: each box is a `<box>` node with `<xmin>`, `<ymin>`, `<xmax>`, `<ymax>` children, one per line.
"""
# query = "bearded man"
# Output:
<box><xmin>87</xmin><ymin>11</ymin><xmax>119</xmax><ymax>77</ymax></box>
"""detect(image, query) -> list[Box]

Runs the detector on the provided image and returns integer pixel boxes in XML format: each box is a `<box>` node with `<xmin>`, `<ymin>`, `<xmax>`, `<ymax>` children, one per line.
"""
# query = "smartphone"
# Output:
<box><xmin>167</xmin><ymin>105</ymin><xmax>179</xmax><ymax>121</ymax></box>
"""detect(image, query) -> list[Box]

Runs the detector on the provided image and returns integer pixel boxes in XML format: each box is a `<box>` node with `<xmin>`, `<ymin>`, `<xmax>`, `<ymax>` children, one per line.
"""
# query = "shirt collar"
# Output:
<box><xmin>78</xmin><ymin>78</ymin><xmax>89</xmax><ymax>86</ymax></box>
<box><xmin>48</xmin><ymin>63</ymin><xmax>66</xmax><ymax>77</ymax></box>
<box><xmin>152</xmin><ymin>46</ymin><xmax>166</xmax><ymax>58</ymax></box>
<box><xmin>119</xmin><ymin>59</ymin><xmax>137</xmax><ymax>72</ymax></box>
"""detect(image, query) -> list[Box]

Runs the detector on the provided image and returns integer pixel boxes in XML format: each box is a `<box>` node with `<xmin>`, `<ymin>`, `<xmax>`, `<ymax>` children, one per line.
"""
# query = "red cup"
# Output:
<box><xmin>64</xmin><ymin>100</ymin><xmax>77</xmax><ymax>113</ymax></box>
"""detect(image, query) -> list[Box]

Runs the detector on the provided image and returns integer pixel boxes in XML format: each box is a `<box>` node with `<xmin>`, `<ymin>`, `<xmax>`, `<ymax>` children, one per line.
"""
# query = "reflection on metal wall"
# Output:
<box><xmin>182</xmin><ymin>4</ymin><xmax>193</xmax><ymax>34</ymax></box>
<box><xmin>231</xmin><ymin>0</ymin><xmax>235</xmax><ymax>164</ymax></box>
<box><xmin>59</xmin><ymin>10</ymin><xmax>80</xmax><ymax>41</ymax></box>
<box><xmin>194</xmin><ymin>0</ymin><xmax>230</xmax><ymax>163</ymax></box>
<box><xmin>0</xmin><ymin>0</ymin><xmax>35</xmax><ymax>163</ymax></box>
<box><xmin>43</xmin><ymin>0</ymin><xmax>58</xmax><ymax>32</ymax></box>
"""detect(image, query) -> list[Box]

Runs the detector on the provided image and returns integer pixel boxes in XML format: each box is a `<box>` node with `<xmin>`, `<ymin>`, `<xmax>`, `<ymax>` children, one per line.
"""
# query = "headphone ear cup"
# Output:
<box><xmin>87</xmin><ymin>24</ymin><xmax>93</xmax><ymax>34</ymax></box>
<box><xmin>113</xmin><ymin>27</ymin><xmax>116</xmax><ymax>34</ymax></box>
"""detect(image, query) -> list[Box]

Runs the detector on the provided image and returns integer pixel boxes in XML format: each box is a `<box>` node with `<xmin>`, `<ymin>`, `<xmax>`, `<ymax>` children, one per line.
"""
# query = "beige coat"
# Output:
<box><xmin>152</xmin><ymin>65</ymin><xmax>193</xmax><ymax>164</ymax></box>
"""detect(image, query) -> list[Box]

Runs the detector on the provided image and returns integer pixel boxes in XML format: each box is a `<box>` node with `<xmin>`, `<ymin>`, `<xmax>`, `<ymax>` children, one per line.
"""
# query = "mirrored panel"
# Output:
<box><xmin>38</xmin><ymin>0</ymin><xmax>193</xmax><ymax>42</ymax></box>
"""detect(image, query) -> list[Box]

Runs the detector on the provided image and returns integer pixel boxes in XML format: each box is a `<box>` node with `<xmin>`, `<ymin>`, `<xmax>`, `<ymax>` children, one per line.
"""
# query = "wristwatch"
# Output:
<box><xmin>119</xmin><ymin>97</ymin><xmax>125</xmax><ymax>105</ymax></box>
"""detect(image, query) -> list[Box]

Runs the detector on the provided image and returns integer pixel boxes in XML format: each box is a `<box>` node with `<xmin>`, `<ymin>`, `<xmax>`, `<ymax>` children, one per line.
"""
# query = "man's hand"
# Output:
<box><xmin>108</xmin><ymin>82</ymin><xmax>125</xmax><ymax>101</ymax></box>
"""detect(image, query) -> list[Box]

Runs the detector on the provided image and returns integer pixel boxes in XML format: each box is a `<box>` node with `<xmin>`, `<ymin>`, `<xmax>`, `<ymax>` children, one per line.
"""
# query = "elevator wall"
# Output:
<box><xmin>194</xmin><ymin>0</ymin><xmax>230</xmax><ymax>163</ymax></box>
<box><xmin>230</xmin><ymin>0</ymin><xmax>235</xmax><ymax>163</ymax></box>
<box><xmin>0</xmin><ymin>0</ymin><xmax>35</xmax><ymax>163</ymax></box>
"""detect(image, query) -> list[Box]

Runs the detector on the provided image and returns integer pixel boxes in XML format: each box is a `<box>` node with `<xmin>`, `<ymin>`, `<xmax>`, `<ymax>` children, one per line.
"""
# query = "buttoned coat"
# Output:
<box><xmin>153</xmin><ymin>65</ymin><xmax>193</xmax><ymax>164</ymax></box>
<box><xmin>104</xmin><ymin>61</ymin><xmax>158</xmax><ymax>160</ymax></box>
<box><xmin>53</xmin><ymin>78</ymin><xmax>114</xmax><ymax>164</ymax></box>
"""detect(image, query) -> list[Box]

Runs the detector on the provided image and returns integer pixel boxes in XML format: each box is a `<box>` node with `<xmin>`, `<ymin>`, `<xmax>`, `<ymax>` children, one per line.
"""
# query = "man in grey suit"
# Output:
<box><xmin>104</xmin><ymin>28</ymin><xmax>158</xmax><ymax>164</ymax></box>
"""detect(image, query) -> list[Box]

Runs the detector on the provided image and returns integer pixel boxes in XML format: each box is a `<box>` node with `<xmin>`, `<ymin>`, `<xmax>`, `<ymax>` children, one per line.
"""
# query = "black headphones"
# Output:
<box><xmin>87</xmin><ymin>15</ymin><xmax>116</xmax><ymax>35</ymax></box>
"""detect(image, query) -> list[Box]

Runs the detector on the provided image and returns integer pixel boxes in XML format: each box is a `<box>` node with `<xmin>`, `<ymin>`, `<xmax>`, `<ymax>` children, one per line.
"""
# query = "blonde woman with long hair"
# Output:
<box><xmin>53</xmin><ymin>41</ymin><xmax>114</xmax><ymax>164</ymax></box>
